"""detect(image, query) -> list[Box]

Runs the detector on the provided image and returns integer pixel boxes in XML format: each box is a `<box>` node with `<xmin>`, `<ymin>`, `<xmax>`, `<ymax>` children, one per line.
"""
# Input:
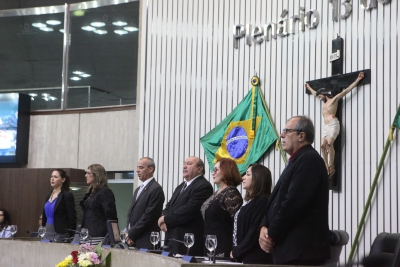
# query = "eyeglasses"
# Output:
<box><xmin>85</xmin><ymin>171</ymin><xmax>93</xmax><ymax>175</ymax></box>
<box><xmin>282</xmin><ymin>128</ymin><xmax>302</xmax><ymax>134</ymax></box>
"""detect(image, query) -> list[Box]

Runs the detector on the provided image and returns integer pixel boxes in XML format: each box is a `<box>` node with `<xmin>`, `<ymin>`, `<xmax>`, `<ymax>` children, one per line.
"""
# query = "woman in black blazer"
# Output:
<box><xmin>230</xmin><ymin>164</ymin><xmax>273</xmax><ymax>264</ymax></box>
<box><xmin>42</xmin><ymin>169</ymin><xmax>77</xmax><ymax>241</ymax></box>
<box><xmin>80</xmin><ymin>164</ymin><xmax>117</xmax><ymax>239</ymax></box>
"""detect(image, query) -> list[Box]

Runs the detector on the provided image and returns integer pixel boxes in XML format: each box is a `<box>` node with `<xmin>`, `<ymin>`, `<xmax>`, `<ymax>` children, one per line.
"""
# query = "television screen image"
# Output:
<box><xmin>0</xmin><ymin>93</ymin><xmax>31</xmax><ymax>164</ymax></box>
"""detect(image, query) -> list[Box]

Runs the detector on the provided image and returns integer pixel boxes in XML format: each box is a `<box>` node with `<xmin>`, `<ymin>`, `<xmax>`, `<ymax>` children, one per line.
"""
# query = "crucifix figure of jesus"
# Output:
<box><xmin>305</xmin><ymin>72</ymin><xmax>364</xmax><ymax>177</ymax></box>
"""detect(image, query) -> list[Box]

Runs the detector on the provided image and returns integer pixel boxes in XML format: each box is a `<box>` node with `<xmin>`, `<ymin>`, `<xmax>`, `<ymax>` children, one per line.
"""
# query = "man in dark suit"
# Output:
<box><xmin>126</xmin><ymin>157</ymin><xmax>165</xmax><ymax>248</ymax></box>
<box><xmin>259</xmin><ymin>116</ymin><xmax>330</xmax><ymax>265</ymax></box>
<box><xmin>158</xmin><ymin>156</ymin><xmax>213</xmax><ymax>256</ymax></box>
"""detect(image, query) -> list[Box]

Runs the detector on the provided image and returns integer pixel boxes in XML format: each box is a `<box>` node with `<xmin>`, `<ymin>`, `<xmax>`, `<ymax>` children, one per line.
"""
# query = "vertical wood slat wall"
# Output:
<box><xmin>138</xmin><ymin>0</ymin><xmax>399</xmax><ymax>264</ymax></box>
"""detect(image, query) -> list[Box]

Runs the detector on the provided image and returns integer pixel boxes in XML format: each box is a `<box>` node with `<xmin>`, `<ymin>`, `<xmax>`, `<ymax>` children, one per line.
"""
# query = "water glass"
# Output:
<box><xmin>150</xmin><ymin>231</ymin><xmax>160</xmax><ymax>250</ymax></box>
<box><xmin>184</xmin><ymin>233</ymin><xmax>195</xmax><ymax>255</ymax></box>
<box><xmin>10</xmin><ymin>225</ymin><xmax>17</xmax><ymax>239</ymax></box>
<box><xmin>38</xmin><ymin>226</ymin><xmax>46</xmax><ymax>239</ymax></box>
<box><xmin>120</xmin><ymin>230</ymin><xmax>128</xmax><ymax>243</ymax></box>
<box><xmin>205</xmin><ymin>235</ymin><xmax>217</xmax><ymax>263</ymax></box>
<box><xmin>80</xmin><ymin>228</ymin><xmax>89</xmax><ymax>242</ymax></box>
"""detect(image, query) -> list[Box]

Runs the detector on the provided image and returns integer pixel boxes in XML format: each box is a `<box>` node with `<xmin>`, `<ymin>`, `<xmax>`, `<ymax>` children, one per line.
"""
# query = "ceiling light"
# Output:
<box><xmin>94</xmin><ymin>30</ymin><xmax>107</xmax><ymax>35</ymax></box>
<box><xmin>90</xmin><ymin>22</ymin><xmax>105</xmax><ymax>27</ymax></box>
<box><xmin>29</xmin><ymin>93</ymin><xmax>38</xmax><ymax>97</ymax></box>
<box><xmin>70</xmin><ymin>77</ymin><xmax>81</xmax><ymax>81</ymax></box>
<box><xmin>80</xmin><ymin>74</ymin><xmax>91</xmax><ymax>78</ymax></box>
<box><xmin>70</xmin><ymin>187</ymin><xmax>81</xmax><ymax>191</ymax></box>
<box><xmin>59</xmin><ymin>29</ymin><xmax>65</xmax><ymax>33</ymax></box>
<box><xmin>49</xmin><ymin>96</ymin><xmax>57</xmax><ymax>100</ymax></box>
<box><xmin>113</xmin><ymin>21</ymin><xmax>127</xmax><ymax>26</ymax></box>
<box><xmin>82</xmin><ymin>26</ymin><xmax>95</xmax><ymax>31</ymax></box>
<box><xmin>73</xmin><ymin>71</ymin><xmax>84</xmax><ymax>75</ymax></box>
<box><xmin>32</xmin><ymin>23</ymin><xmax>47</xmax><ymax>28</ymax></box>
<box><xmin>123</xmin><ymin>26</ymin><xmax>138</xmax><ymax>32</ymax></box>
<box><xmin>114</xmin><ymin>30</ymin><xmax>128</xmax><ymax>35</ymax></box>
<box><xmin>42</xmin><ymin>93</ymin><xmax>49</xmax><ymax>97</ymax></box>
<box><xmin>46</xmin><ymin>20</ymin><xmax>61</xmax><ymax>25</ymax></box>
<box><xmin>40</xmin><ymin>27</ymin><xmax>54</xmax><ymax>32</ymax></box>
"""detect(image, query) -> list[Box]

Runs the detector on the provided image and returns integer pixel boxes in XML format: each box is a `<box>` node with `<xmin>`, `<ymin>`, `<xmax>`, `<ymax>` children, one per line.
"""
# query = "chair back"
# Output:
<box><xmin>362</xmin><ymin>232</ymin><xmax>400</xmax><ymax>267</ymax></box>
<box><xmin>325</xmin><ymin>230</ymin><xmax>349</xmax><ymax>267</ymax></box>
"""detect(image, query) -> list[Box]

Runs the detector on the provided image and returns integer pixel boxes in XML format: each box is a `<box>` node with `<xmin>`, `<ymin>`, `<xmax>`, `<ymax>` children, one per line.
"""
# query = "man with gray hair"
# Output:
<box><xmin>126</xmin><ymin>157</ymin><xmax>165</xmax><ymax>248</ymax></box>
<box><xmin>259</xmin><ymin>116</ymin><xmax>330</xmax><ymax>265</ymax></box>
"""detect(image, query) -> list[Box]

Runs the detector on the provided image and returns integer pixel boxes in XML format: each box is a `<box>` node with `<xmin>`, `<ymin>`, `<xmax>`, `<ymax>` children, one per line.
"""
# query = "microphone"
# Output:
<box><xmin>65</xmin><ymin>228</ymin><xmax>80</xmax><ymax>234</ymax></box>
<box><xmin>168</xmin><ymin>238</ymin><xmax>186</xmax><ymax>244</ymax></box>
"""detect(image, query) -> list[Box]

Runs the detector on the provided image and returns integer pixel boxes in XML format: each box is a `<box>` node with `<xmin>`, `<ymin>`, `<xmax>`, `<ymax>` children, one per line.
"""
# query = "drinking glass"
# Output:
<box><xmin>205</xmin><ymin>235</ymin><xmax>217</xmax><ymax>263</ymax></box>
<box><xmin>80</xmin><ymin>228</ymin><xmax>89</xmax><ymax>242</ymax></box>
<box><xmin>150</xmin><ymin>231</ymin><xmax>160</xmax><ymax>250</ymax></box>
<box><xmin>120</xmin><ymin>230</ymin><xmax>128</xmax><ymax>243</ymax></box>
<box><xmin>183</xmin><ymin>233</ymin><xmax>195</xmax><ymax>255</ymax></box>
<box><xmin>10</xmin><ymin>225</ymin><xmax>17</xmax><ymax>239</ymax></box>
<box><xmin>38</xmin><ymin>226</ymin><xmax>46</xmax><ymax>239</ymax></box>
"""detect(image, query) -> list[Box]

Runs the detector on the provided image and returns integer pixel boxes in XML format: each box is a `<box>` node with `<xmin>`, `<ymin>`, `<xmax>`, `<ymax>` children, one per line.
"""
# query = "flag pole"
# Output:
<box><xmin>347</xmin><ymin>105</ymin><xmax>400</xmax><ymax>264</ymax></box>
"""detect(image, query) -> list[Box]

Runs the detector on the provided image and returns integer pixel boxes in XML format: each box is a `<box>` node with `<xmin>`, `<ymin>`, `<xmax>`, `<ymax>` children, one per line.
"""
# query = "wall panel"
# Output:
<box><xmin>139</xmin><ymin>0</ymin><xmax>400</xmax><ymax>264</ymax></box>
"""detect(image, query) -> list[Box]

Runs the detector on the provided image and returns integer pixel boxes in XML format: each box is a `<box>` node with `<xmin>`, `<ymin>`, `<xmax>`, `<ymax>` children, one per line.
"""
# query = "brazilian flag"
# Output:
<box><xmin>200</xmin><ymin>76</ymin><xmax>278</xmax><ymax>174</ymax></box>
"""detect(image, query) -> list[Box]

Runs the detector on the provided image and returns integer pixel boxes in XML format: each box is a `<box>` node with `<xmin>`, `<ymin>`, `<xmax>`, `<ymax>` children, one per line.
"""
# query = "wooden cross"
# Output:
<box><xmin>305</xmin><ymin>37</ymin><xmax>371</xmax><ymax>191</ymax></box>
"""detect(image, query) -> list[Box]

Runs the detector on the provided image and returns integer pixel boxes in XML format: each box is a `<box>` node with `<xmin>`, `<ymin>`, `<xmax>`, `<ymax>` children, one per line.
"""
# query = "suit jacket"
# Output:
<box><xmin>163</xmin><ymin>176</ymin><xmax>213</xmax><ymax>256</ymax></box>
<box><xmin>261</xmin><ymin>144</ymin><xmax>330</xmax><ymax>264</ymax></box>
<box><xmin>232</xmin><ymin>195</ymin><xmax>272</xmax><ymax>264</ymax></box>
<box><xmin>81</xmin><ymin>187</ymin><xmax>118</xmax><ymax>238</ymax></box>
<box><xmin>42</xmin><ymin>189</ymin><xmax>77</xmax><ymax>237</ymax></box>
<box><xmin>126</xmin><ymin>178</ymin><xmax>165</xmax><ymax>249</ymax></box>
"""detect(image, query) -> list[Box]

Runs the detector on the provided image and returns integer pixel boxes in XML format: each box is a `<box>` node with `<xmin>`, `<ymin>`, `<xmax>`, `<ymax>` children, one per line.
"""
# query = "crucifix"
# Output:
<box><xmin>305</xmin><ymin>36</ymin><xmax>371</xmax><ymax>191</ymax></box>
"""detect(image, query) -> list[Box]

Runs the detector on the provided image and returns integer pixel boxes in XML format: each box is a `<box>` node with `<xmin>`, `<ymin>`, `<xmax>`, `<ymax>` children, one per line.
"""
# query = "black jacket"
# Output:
<box><xmin>126</xmin><ymin>178</ymin><xmax>165</xmax><ymax>249</ymax></box>
<box><xmin>80</xmin><ymin>187</ymin><xmax>118</xmax><ymax>238</ymax></box>
<box><xmin>261</xmin><ymin>144</ymin><xmax>330</xmax><ymax>264</ymax></box>
<box><xmin>163</xmin><ymin>176</ymin><xmax>213</xmax><ymax>256</ymax></box>
<box><xmin>232</xmin><ymin>195</ymin><xmax>272</xmax><ymax>264</ymax></box>
<box><xmin>42</xmin><ymin>189</ymin><xmax>77</xmax><ymax>237</ymax></box>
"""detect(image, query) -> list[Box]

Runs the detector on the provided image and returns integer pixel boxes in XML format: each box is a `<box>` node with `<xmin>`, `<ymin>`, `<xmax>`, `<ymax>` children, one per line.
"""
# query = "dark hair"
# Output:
<box><xmin>291</xmin><ymin>115</ymin><xmax>315</xmax><ymax>144</ymax></box>
<box><xmin>196</xmin><ymin>158</ymin><xmax>206</xmax><ymax>175</ymax></box>
<box><xmin>216</xmin><ymin>158</ymin><xmax>242</xmax><ymax>187</ymax></box>
<box><xmin>244</xmin><ymin>164</ymin><xmax>272</xmax><ymax>201</ymax></box>
<box><xmin>0</xmin><ymin>208</ymin><xmax>11</xmax><ymax>231</ymax></box>
<box><xmin>316</xmin><ymin>88</ymin><xmax>333</xmax><ymax>98</ymax></box>
<box><xmin>87</xmin><ymin>164</ymin><xmax>109</xmax><ymax>193</ymax></box>
<box><xmin>53</xmin><ymin>169</ymin><xmax>70</xmax><ymax>191</ymax></box>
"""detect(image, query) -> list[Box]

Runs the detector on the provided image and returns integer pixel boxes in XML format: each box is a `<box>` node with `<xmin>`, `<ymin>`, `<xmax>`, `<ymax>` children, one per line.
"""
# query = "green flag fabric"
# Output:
<box><xmin>393</xmin><ymin>107</ymin><xmax>400</xmax><ymax>129</ymax></box>
<box><xmin>200</xmin><ymin>77</ymin><xmax>278</xmax><ymax>174</ymax></box>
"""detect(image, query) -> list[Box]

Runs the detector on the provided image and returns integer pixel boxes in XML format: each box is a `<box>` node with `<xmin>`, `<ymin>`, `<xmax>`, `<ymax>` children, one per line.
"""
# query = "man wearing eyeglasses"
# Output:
<box><xmin>259</xmin><ymin>116</ymin><xmax>330</xmax><ymax>266</ymax></box>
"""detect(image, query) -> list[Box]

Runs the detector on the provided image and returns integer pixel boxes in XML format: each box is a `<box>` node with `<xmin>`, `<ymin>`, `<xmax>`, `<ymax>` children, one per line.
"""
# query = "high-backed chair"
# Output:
<box><xmin>362</xmin><ymin>232</ymin><xmax>400</xmax><ymax>267</ymax></box>
<box><xmin>325</xmin><ymin>230</ymin><xmax>349</xmax><ymax>267</ymax></box>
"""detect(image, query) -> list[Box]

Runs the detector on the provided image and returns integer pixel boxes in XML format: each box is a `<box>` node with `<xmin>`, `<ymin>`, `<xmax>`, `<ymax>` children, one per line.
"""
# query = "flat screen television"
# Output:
<box><xmin>0</xmin><ymin>93</ymin><xmax>31</xmax><ymax>164</ymax></box>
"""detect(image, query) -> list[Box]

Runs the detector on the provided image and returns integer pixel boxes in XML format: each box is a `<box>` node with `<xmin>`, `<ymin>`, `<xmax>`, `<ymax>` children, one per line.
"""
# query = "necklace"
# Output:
<box><xmin>49</xmin><ymin>189</ymin><xmax>61</xmax><ymax>203</ymax></box>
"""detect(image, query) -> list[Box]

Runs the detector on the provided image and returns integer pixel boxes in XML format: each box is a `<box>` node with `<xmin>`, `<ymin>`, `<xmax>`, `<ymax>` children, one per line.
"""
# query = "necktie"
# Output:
<box><xmin>180</xmin><ymin>182</ymin><xmax>187</xmax><ymax>193</ymax></box>
<box><xmin>136</xmin><ymin>184</ymin><xmax>144</xmax><ymax>200</ymax></box>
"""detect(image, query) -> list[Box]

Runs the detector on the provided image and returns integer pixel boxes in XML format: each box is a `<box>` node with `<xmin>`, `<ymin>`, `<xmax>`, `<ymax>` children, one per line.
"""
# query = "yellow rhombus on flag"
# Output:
<box><xmin>200</xmin><ymin>76</ymin><xmax>278</xmax><ymax>174</ymax></box>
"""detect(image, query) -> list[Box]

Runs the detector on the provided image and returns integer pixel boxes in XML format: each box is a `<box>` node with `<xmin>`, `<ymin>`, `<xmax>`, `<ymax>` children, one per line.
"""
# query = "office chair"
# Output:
<box><xmin>325</xmin><ymin>230</ymin><xmax>349</xmax><ymax>267</ymax></box>
<box><xmin>362</xmin><ymin>232</ymin><xmax>400</xmax><ymax>267</ymax></box>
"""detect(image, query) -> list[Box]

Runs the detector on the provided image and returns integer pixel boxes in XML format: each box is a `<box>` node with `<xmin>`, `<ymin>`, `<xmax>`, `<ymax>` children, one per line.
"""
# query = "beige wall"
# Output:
<box><xmin>28</xmin><ymin>109</ymin><xmax>138</xmax><ymax>171</ymax></box>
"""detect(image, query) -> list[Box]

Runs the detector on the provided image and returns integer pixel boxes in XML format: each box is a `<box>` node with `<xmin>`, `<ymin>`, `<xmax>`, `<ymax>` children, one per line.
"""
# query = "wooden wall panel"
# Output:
<box><xmin>0</xmin><ymin>168</ymin><xmax>85</xmax><ymax>238</ymax></box>
<box><xmin>139</xmin><ymin>0</ymin><xmax>400</xmax><ymax>264</ymax></box>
